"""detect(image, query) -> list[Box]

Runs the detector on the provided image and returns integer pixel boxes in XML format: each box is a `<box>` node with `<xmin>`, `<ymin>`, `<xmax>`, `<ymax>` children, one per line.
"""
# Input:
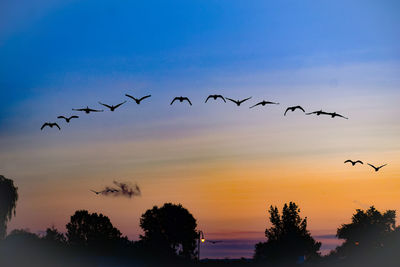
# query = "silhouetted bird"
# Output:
<box><xmin>170</xmin><ymin>96</ymin><xmax>192</xmax><ymax>105</ymax></box>
<box><xmin>205</xmin><ymin>95</ymin><xmax>226</xmax><ymax>103</ymax></box>
<box><xmin>41</xmin><ymin>122</ymin><xmax>61</xmax><ymax>130</ymax></box>
<box><xmin>125</xmin><ymin>94</ymin><xmax>151</xmax><ymax>104</ymax></box>
<box><xmin>284</xmin><ymin>106</ymin><xmax>305</xmax><ymax>116</ymax></box>
<box><xmin>226</xmin><ymin>97</ymin><xmax>252</xmax><ymax>106</ymax></box>
<box><xmin>306</xmin><ymin>110</ymin><xmax>330</xmax><ymax>116</ymax></box>
<box><xmin>328</xmin><ymin>112</ymin><xmax>348</xmax><ymax>119</ymax></box>
<box><xmin>98</xmin><ymin>101</ymin><xmax>127</xmax><ymax>111</ymax></box>
<box><xmin>250</xmin><ymin>100</ymin><xmax>279</xmax><ymax>109</ymax></box>
<box><xmin>207</xmin><ymin>240</ymin><xmax>222</xmax><ymax>244</ymax></box>
<box><xmin>367</xmin><ymin>163</ymin><xmax>387</xmax><ymax>172</ymax></box>
<box><xmin>72</xmin><ymin>106</ymin><xmax>104</xmax><ymax>114</ymax></box>
<box><xmin>90</xmin><ymin>190</ymin><xmax>101</xmax><ymax>195</ymax></box>
<box><xmin>344</xmin><ymin>160</ymin><xmax>363</xmax><ymax>166</ymax></box>
<box><xmin>57</xmin><ymin>115</ymin><xmax>79</xmax><ymax>123</ymax></box>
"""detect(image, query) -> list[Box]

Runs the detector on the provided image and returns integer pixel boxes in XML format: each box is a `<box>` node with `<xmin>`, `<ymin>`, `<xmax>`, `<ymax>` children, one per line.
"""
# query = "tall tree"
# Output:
<box><xmin>254</xmin><ymin>202</ymin><xmax>321</xmax><ymax>263</ymax></box>
<box><xmin>0</xmin><ymin>175</ymin><xmax>18</xmax><ymax>239</ymax></box>
<box><xmin>139</xmin><ymin>203</ymin><xmax>198</xmax><ymax>259</ymax></box>
<box><xmin>66</xmin><ymin>210</ymin><xmax>122</xmax><ymax>248</ymax></box>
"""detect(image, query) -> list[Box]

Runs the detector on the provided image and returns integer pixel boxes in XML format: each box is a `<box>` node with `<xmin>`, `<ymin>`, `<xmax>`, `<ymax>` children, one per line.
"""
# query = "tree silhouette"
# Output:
<box><xmin>335</xmin><ymin>206</ymin><xmax>396</xmax><ymax>255</ymax></box>
<box><xmin>43</xmin><ymin>226</ymin><xmax>66</xmax><ymax>243</ymax></box>
<box><xmin>254</xmin><ymin>202</ymin><xmax>321</xmax><ymax>263</ymax></box>
<box><xmin>0</xmin><ymin>175</ymin><xmax>18</xmax><ymax>239</ymax></box>
<box><xmin>139</xmin><ymin>203</ymin><xmax>198</xmax><ymax>259</ymax></box>
<box><xmin>66</xmin><ymin>210</ymin><xmax>122</xmax><ymax>249</ymax></box>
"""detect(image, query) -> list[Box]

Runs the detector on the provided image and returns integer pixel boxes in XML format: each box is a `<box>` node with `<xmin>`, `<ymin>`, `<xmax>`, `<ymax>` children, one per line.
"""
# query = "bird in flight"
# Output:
<box><xmin>250</xmin><ymin>100</ymin><xmax>279</xmax><ymax>109</ymax></box>
<box><xmin>207</xmin><ymin>240</ymin><xmax>222</xmax><ymax>244</ymax></box>
<box><xmin>125</xmin><ymin>94</ymin><xmax>151</xmax><ymax>104</ymax></box>
<box><xmin>367</xmin><ymin>163</ymin><xmax>387</xmax><ymax>172</ymax></box>
<box><xmin>72</xmin><ymin>106</ymin><xmax>103</xmax><ymax>114</ymax></box>
<box><xmin>328</xmin><ymin>112</ymin><xmax>348</xmax><ymax>119</ymax></box>
<box><xmin>306</xmin><ymin>110</ymin><xmax>330</xmax><ymax>116</ymax></box>
<box><xmin>170</xmin><ymin>96</ymin><xmax>192</xmax><ymax>105</ymax></box>
<box><xmin>41</xmin><ymin>122</ymin><xmax>61</xmax><ymax>130</ymax></box>
<box><xmin>284</xmin><ymin>106</ymin><xmax>305</xmax><ymax>116</ymax></box>
<box><xmin>344</xmin><ymin>160</ymin><xmax>363</xmax><ymax>166</ymax></box>
<box><xmin>205</xmin><ymin>94</ymin><xmax>226</xmax><ymax>103</ymax></box>
<box><xmin>226</xmin><ymin>97</ymin><xmax>252</xmax><ymax>106</ymax></box>
<box><xmin>57</xmin><ymin>115</ymin><xmax>79</xmax><ymax>123</ymax></box>
<box><xmin>98</xmin><ymin>101</ymin><xmax>127</xmax><ymax>111</ymax></box>
<box><xmin>90</xmin><ymin>190</ymin><xmax>101</xmax><ymax>195</ymax></box>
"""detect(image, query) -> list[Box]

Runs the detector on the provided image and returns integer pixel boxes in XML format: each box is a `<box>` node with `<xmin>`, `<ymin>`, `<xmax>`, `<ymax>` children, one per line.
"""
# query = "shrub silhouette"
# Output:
<box><xmin>254</xmin><ymin>202</ymin><xmax>321</xmax><ymax>264</ymax></box>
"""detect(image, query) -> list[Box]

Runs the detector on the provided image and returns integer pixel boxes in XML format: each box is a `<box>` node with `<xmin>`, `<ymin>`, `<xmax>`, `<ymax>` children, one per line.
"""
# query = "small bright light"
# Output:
<box><xmin>201</xmin><ymin>238</ymin><xmax>205</xmax><ymax>243</ymax></box>
<box><xmin>355</xmin><ymin>241</ymin><xmax>359</xmax><ymax>246</ymax></box>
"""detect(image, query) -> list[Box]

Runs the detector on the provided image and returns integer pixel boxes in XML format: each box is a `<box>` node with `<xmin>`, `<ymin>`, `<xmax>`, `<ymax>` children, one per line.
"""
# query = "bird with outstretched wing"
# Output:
<box><xmin>125</xmin><ymin>94</ymin><xmax>151</xmax><ymax>104</ymax></box>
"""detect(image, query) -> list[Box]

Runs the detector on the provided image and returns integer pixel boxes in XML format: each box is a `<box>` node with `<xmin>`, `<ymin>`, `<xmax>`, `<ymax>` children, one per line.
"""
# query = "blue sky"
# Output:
<box><xmin>1</xmin><ymin>0</ymin><xmax>399</xmax><ymax>112</ymax></box>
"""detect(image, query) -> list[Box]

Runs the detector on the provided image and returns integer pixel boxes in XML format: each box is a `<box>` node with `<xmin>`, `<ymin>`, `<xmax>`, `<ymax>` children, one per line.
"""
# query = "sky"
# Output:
<box><xmin>1</xmin><ymin>0</ymin><xmax>400</xmax><ymax>258</ymax></box>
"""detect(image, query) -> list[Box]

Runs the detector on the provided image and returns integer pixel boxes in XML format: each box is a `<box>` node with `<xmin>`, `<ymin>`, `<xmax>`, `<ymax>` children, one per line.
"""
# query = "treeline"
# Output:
<box><xmin>1</xmin><ymin>175</ymin><xmax>399</xmax><ymax>267</ymax></box>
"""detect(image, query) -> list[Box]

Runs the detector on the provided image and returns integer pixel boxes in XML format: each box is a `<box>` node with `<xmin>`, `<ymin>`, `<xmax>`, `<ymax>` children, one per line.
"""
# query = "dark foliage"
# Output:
<box><xmin>66</xmin><ymin>210</ymin><xmax>128</xmax><ymax>253</ymax></box>
<box><xmin>139</xmin><ymin>203</ymin><xmax>198</xmax><ymax>260</ymax></box>
<box><xmin>322</xmin><ymin>206</ymin><xmax>400</xmax><ymax>267</ymax></box>
<box><xmin>0</xmin><ymin>175</ymin><xmax>18</xmax><ymax>239</ymax></box>
<box><xmin>254</xmin><ymin>202</ymin><xmax>321</xmax><ymax>264</ymax></box>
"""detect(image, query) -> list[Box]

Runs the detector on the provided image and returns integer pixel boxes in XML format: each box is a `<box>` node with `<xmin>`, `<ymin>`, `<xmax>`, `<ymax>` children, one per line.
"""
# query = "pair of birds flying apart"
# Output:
<box><xmin>41</xmin><ymin>115</ymin><xmax>79</xmax><ymax>130</ymax></box>
<box><xmin>344</xmin><ymin>160</ymin><xmax>387</xmax><ymax>172</ymax></box>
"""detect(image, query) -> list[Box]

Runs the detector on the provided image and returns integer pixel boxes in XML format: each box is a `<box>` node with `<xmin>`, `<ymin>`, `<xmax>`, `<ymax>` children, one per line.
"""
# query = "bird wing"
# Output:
<box><xmin>183</xmin><ymin>97</ymin><xmax>192</xmax><ymax>105</ymax></box>
<box><xmin>378</xmin><ymin>164</ymin><xmax>387</xmax><ymax>169</ymax></box>
<box><xmin>355</xmin><ymin>160</ymin><xmax>363</xmax><ymax>164</ymax></box>
<box><xmin>139</xmin><ymin>95</ymin><xmax>151</xmax><ymax>101</ymax></box>
<box><xmin>306</xmin><ymin>111</ymin><xmax>317</xmax><ymax>115</ymax></box>
<box><xmin>114</xmin><ymin>101</ymin><xmax>127</xmax><ymax>108</ymax></box>
<box><xmin>250</xmin><ymin>102</ymin><xmax>262</xmax><ymax>108</ymax></box>
<box><xmin>226</xmin><ymin>98</ymin><xmax>238</xmax><ymax>105</ymax></box>
<box><xmin>296</xmin><ymin>106</ymin><xmax>305</xmax><ymax>112</ymax></box>
<box><xmin>337</xmin><ymin>113</ymin><xmax>348</xmax><ymax>119</ymax></box>
<box><xmin>98</xmin><ymin>102</ymin><xmax>112</xmax><ymax>109</ymax></box>
<box><xmin>367</xmin><ymin>163</ymin><xmax>376</xmax><ymax>169</ymax></box>
<box><xmin>90</xmin><ymin>190</ymin><xmax>100</xmax><ymax>194</ymax></box>
<box><xmin>239</xmin><ymin>97</ymin><xmax>252</xmax><ymax>104</ymax></box>
<box><xmin>217</xmin><ymin>95</ymin><xmax>226</xmax><ymax>102</ymax></box>
<box><xmin>205</xmin><ymin>95</ymin><xmax>212</xmax><ymax>103</ymax></box>
<box><xmin>70</xmin><ymin>116</ymin><xmax>79</xmax><ymax>119</ymax></box>
<box><xmin>344</xmin><ymin>160</ymin><xmax>353</xmax><ymax>164</ymax></box>
<box><xmin>57</xmin><ymin>116</ymin><xmax>66</xmax><ymax>119</ymax></box>
<box><xmin>284</xmin><ymin>107</ymin><xmax>290</xmax><ymax>116</ymax></box>
<box><xmin>89</xmin><ymin>108</ymin><xmax>103</xmax><ymax>112</ymax></box>
<box><xmin>266</xmin><ymin>101</ymin><xmax>279</xmax><ymax>105</ymax></box>
<box><xmin>125</xmin><ymin>94</ymin><xmax>137</xmax><ymax>101</ymax></box>
<box><xmin>170</xmin><ymin>97</ymin><xmax>178</xmax><ymax>105</ymax></box>
<box><xmin>53</xmin><ymin>123</ymin><xmax>61</xmax><ymax>130</ymax></box>
<box><xmin>40</xmin><ymin>123</ymin><xmax>49</xmax><ymax>130</ymax></box>
<box><xmin>72</xmin><ymin>108</ymin><xmax>84</xmax><ymax>111</ymax></box>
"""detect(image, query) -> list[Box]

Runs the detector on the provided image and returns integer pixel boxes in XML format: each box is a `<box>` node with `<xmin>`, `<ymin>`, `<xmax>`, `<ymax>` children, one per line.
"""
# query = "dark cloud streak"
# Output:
<box><xmin>97</xmin><ymin>181</ymin><xmax>141</xmax><ymax>198</ymax></box>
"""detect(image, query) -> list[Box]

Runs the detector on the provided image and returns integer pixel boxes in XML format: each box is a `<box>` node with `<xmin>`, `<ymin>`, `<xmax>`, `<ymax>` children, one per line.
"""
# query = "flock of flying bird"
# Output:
<box><xmin>40</xmin><ymin>93</ymin><xmax>349</xmax><ymax>130</ymax></box>
<box><xmin>40</xmin><ymin>92</ymin><xmax>386</xmax><ymax>172</ymax></box>
<box><xmin>344</xmin><ymin>160</ymin><xmax>387</xmax><ymax>172</ymax></box>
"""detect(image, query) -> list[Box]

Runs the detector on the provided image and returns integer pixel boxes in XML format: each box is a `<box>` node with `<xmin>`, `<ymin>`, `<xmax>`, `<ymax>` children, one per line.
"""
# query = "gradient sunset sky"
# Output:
<box><xmin>1</xmin><ymin>0</ymin><xmax>400</xmax><ymax>258</ymax></box>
